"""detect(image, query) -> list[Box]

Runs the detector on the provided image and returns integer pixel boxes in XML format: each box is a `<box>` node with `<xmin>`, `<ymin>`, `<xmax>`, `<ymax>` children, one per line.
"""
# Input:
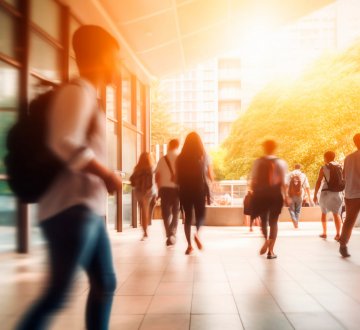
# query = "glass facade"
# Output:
<box><xmin>0</xmin><ymin>61</ymin><xmax>19</xmax><ymax>252</ymax></box>
<box><xmin>0</xmin><ymin>0</ymin><xmax>150</xmax><ymax>251</ymax></box>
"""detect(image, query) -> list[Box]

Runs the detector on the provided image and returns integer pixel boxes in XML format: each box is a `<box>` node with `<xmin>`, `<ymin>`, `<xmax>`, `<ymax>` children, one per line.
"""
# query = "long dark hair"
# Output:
<box><xmin>134</xmin><ymin>152</ymin><xmax>153</xmax><ymax>172</ymax></box>
<box><xmin>179</xmin><ymin>132</ymin><xmax>205</xmax><ymax>162</ymax></box>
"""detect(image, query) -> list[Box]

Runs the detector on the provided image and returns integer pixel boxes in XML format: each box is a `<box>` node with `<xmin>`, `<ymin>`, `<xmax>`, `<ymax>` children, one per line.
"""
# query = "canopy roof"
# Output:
<box><xmin>62</xmin><ymin>0</ymin><xmax>334</xmax><ymax>81</ymax></box>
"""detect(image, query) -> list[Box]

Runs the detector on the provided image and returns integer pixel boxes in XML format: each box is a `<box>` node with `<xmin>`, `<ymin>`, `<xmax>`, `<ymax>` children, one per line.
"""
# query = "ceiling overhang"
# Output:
<box><xmin>60</xmin><ymin>0</ymin><xmax>335</xmax><ymax>81</ymax></box>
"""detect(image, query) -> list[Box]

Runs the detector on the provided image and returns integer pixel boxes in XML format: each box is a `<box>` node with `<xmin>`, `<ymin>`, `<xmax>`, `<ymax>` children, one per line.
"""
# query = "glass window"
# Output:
<box><xmin>122</xmin><ymin>182</ymin><xmax>132</xmax><ymax>227</ymax></box>
<box><xmin>31</xmin><ymin>0</ymin><xmax>61</xmax><ymax>41</ymax></box>
<box><xmin>0</xmin><ymin>61</ymin><xmax>19</xmax><ymax>110</ymax></box>
<box><xmin>122</xmin><ymin>127</ymin><xmax>137</xmax><ymax>174</ymax></box>
<box><xmin>69</xmin><ymin>17</ymin><xmax>81</xmax><ymax>57</ymax></box>
<box><xmin>0</xmin><ymin>8</ymin><xmax>19</xmax><ymax>60</ymax></box>
<box><xmin>0</xmin><ymin>61</ymin><xmax>19</xmax><ymax>252</ymax></box>
<box><xmin>3</xmin><ymin>0</ymin><xmax>19</xmax><ymax>8</ymax></box>
<box><xmin>106</xmin><ymin>86</ymin><xmax>116</xmax><ymax>119</ymax></box>
<box><xmin>30</xmin><ymin>32</ymin><xmax>61</xmax><ymax>81</ymax></box>
<box><xmin>122</xmin><ymin>68</ymin><xmax>132</xmax><ymax>123</ymax></box>
<box><xmin>136</xmin><ymin>81</ymin><xmax>144</xmax><ymax>131</ymax></box>
<box><xmin>69</xmin><ymin>57</ymin><xmax>79</xmax><ymax>78</ymax></box>
<box><xmin>106</xmin><ymin>121</ymin><xmax>118</xmax><ymax>170</ymax></box>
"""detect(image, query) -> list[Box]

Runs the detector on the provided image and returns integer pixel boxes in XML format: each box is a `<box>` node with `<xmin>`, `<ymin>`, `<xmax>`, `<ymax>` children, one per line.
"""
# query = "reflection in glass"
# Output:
<box><xmin>0</xmin><ymin>180</ymin><xmax>16</xmax><ymax>252</ymax></box>
<box><xmin>0</xmin><ymin>62</ymin><xmax>19</xmax><ymax>109</ymax></box>
<box><xmin>122</xmin><ymin>68</ymin><xmax>132</xmax><ymax>123</ymax></box>
<box><xmin>122</xmin><ymin>183</ymin><xmax>132</xmax><ymax>227</ymax></box>
<box><xmin>0</xmin><ymin>9</ymin><xmax>18</xmax><ymax>59</ymax></box>
<box><xmin>30</xmin><ymin>32</ymin><xmax>61</xmax><ymax>81</ymax></box>
<box><xmin>31</xmin><ymin>0</ymin><xmax>61</xmax><ymax>40</ymax></box>
<box><xmin>106</xmin><ymin>86</ymin><xmax>116</xmax><ymax>119</ymax></box>
<box><xmin>123</xmin><ymin>127</ymin><xmax>137</xmax><ymax>174</ymax></box>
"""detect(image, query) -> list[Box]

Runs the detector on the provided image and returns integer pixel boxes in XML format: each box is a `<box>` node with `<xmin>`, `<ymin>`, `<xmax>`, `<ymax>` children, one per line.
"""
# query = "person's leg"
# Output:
<box><xmin>84</xmin><ymin>216</ymin><xmax>117</xmax><ymax>330</ymax></box>
<box><xmin>160</xmin><ymin>188</ymin><xmax>172</xmax><ymax>240</ymax></box>
<box><xmin>193</xmin><ymin>192</ymin><xmax>206</xmax><ymax>250</ymax></box>
<box><xmin>170</xmin><ymin>189</ymin><xmax>180</xmax><ymax>238</ymax></box>
<box><xmin>339</xmin><ymin>198</ymin><xmax>360</xmax><ymax>257</ymax></box>
<box><xmin>288</xmin><ymin>200</ymin><xmax>297</xmax><ymax>226</ymax></box>
<box><xmin>16</xmin><ymin>205</ymin><xmax>96</xmax><ymax>330</ymax></box>
<box><xmin>333</xmin><ymin>213</ymin><xmax>342</xmax><ymax>240</ymax></box>
<box><xmin>181</xmin><ymin>196</ymin><xmax>193</xmax><ymax>254</ymax></box>
<box><xmin>320</xmin><ymin>213</ymin><xmax>327</xmax><ymax>238</ymax></box>
<box><xmin>259</xmin><ymin>211</ymin><xmax>269</xmax><ymax>255</ymax></box>
<box><xmin>267</xmin><ymin>214</ymin><xmax>279</xmax><ymax>258</ymax></box>
<box><xmin>140</xmin><ymin>197</ymin><xmax>150</xmax><ymax>239</ymax></box>
<box><xmin>294</xmin><ymin>197</ymin><xmax>302</xmax><ymax>227</ymax></box>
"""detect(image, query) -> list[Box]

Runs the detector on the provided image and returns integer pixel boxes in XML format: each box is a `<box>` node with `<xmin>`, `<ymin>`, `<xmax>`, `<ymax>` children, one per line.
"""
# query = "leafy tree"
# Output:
<box><xmin>216</xmin><ymin>41</ymin><xmax>360</xmax><ymax>186</ymax></box>
<box><xmin>150</xmin><ymin>80</ymin><xmax>183</xmax><ymax>146</ymax></box>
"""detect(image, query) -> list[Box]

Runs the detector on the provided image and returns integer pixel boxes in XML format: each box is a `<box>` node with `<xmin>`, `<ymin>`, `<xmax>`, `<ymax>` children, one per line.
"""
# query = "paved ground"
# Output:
<box><xmin>1</xmin><ymin>221</ymin><xmax>360</xmax><ymax>329</ymax></box>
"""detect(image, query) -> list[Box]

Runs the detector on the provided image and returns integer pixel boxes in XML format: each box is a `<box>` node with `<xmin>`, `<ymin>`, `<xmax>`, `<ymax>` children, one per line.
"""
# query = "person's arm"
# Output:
<box><xmin>313</xmin><ymin>168</ymin><xmax>324</xmax><ymax>204</ymax></box>
<box><xmin>207</xmin><ymin>163</ymin><xmax>214</xmax><ymax>182</ymax></box>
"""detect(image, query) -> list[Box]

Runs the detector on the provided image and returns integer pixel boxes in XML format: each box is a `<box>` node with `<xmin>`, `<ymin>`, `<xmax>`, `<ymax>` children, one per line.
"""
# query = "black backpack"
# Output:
<box><xmin>5</xmin><ymin>86</ymin><xmax>65</xmax><ymax>203</ymax></box>
<box><xmin>323</xmin><ymin>163</ymin><xmax>345</xmax><ymax>192</ymax></box>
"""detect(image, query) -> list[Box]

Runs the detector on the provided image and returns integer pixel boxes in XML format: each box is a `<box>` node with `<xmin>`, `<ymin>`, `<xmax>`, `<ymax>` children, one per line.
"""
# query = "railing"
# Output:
<box><xmin>210</xmin><ymin>180</ymin><xmax>247</xmax><ymax>206</ymax></box>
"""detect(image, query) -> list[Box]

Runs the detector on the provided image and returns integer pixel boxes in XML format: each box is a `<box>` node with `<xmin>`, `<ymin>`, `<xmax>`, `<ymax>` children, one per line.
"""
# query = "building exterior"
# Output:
<box><xmin>162</xmin><ymin>57</ymin><xmax>243</xmax><ymax>149</ymax></box>
<box><xmin>0</xmin><ymin>0</ymin><xmax>151</xmax><ymax>252</ymax></box>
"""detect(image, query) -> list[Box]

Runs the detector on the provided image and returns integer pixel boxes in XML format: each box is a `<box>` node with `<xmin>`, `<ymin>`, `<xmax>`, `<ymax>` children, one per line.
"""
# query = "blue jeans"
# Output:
<box><xmin>17</xmin><ymin>205</ymin><xmax>117</xmax><ymax>330</ymax></box>
<box><xmin>289</xmin><ymin>196</ymin><xmax>303</xmax><ymax>223</ymax></box>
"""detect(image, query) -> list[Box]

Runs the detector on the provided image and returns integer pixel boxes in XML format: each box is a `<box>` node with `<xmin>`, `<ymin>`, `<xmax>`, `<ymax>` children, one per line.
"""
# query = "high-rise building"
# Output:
<box><xmin>162</xmin><ymin>60</ymin><xmax>219</xmax><ymax>149</ymax></box>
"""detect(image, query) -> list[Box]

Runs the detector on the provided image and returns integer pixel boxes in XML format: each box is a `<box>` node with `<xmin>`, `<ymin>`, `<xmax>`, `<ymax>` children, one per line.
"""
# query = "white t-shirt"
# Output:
<box><xmin>344</xmin><ymin>150</ymin><xmax>360</xmax><ymax>199</ymax></box>
<box><xmin>155</xmin><ymin>151</ymin><xmax>178</xmax><ymax>189</ymax></box>
<box><xmin>38</xmin><ymin>78</ymin><xmax>107</xmax><ymax>221</ymax></box>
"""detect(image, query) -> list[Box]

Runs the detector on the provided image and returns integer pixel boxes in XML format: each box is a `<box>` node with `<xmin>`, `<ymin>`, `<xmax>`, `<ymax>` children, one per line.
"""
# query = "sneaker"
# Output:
<box><xmin>194</xmin><ymin>234</ymin><xmax>203</xmax><ymax>250</ymax></box>
<box><xmin>267</xmin><ymin>254</ymin><xmax>278</xmax><ymax>259</ymax></box>
<box><xmin>185</xmin><ymin>246</ymin><xmax>194</xmax><ymax>255</ymax></box>
<box><xmin>339</xmin><ymin>245</ymin><xmax>351</xmax><ymax>258</ymax></box>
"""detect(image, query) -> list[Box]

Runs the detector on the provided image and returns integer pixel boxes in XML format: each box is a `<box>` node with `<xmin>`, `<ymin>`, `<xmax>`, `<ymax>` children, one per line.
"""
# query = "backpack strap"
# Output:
<box><xmin>164</xmin><ymin>155</ymin><xmax>175</xmax><ymax>182</ymax></box>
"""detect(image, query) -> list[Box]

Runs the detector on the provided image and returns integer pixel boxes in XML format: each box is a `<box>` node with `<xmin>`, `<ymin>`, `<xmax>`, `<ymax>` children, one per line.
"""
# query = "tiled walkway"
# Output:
<box><xmin>1</xmin><ymin>221</ymin><xmax>360</xmax><ymax>329</ymax></box>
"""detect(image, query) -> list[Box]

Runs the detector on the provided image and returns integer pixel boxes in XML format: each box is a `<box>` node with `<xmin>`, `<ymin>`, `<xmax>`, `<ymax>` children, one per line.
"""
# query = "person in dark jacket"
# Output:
<box><xmin>130</xmin><ymin>152</ymin><xmax>156</xmax><ymax>240</ymax></box>
<box><xmin>176</xmin><ymin>132</ymin><xmax>213</xmax><ymax>255</ymax></box>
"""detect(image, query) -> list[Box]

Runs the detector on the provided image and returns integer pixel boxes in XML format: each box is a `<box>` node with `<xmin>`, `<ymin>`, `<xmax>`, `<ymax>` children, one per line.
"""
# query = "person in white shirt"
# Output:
<box><xmin>313</xmin><ymin>151</ymin><xmax>343</xmax><ymax>241</ymax></box>
<box><xmin>17</xmin><ymin>26</ymin><xmax>122</xmax><ymax>330</ymax></box>
<box><xmin>339</xmin><ymin>133</ymin><xmax>360</xmax><ymax>257</ymax></box>
<box><xmin>155</xmin><ymin>139</ymin><xmax>180</xmax><ymax>246</ymax></box>
<box><xmin>286</xmin><ymin>164</ymin><xmax>311</xmax><ymax>228</ymax></box>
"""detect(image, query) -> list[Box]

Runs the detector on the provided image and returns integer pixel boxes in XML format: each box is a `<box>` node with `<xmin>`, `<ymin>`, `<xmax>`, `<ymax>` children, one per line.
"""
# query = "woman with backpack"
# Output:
<box><xmin>313</xmin><ymin>151</ymin><xmax>344</xmax><ymax>241</ymax></box>
<box><xmin>130</xmin><ymin>152</ymin><xmax>157</xmax><ymax>240</ymax></box>
<box><xmin>176</xmin><ymin>132</ymin><xmax>213</xmax><ymax>255</ymax></box>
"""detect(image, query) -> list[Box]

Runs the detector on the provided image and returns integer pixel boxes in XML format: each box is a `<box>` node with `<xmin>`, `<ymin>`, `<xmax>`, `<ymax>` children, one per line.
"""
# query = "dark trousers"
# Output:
<box><xmin>17</xmin><ymin>205</ymin><xmax>116</xmax><ymax>330</ymax></box>
<box><xmin>339</xmin><ymin>198</ymin><xmax>360</xmax><ymax>245</ymax></box>
<box><xmin>181</xmin><ymin>190</ymin><xmax>206</xmax><ymax>245</ymax></box>
<box><xmin>253</xmin><ymin>188</ymin><xmax>283</xmax><ymax>240</ymax></box>
<box><xmin>159</xmin><ymin>187</ymin><xmax>180</xmax><ymax>238</ymax></box>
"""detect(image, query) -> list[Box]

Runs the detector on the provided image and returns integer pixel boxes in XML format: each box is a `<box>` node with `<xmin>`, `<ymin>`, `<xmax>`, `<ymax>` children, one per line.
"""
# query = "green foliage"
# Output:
<box><xmin>217</xmin><ymin>41</ymin><xmax>360</xmax><ymax>186</ymax></box>
<box><xmin>151</xmin><ymin>80</ymin><xmax>183</xmax><ymax>146</ymax></box>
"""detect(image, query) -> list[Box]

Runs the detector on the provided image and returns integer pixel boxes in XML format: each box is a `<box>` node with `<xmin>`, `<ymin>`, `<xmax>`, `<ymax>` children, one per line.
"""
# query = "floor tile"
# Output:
<box><xmin>191</xmin><ymin>294</ymin><xmax>238</xmax><ymax>314</ymax></box>
<box><xmin>140</xmin><ymin>314</ymin><xmax>190</xmax><ymax>330</ymax></box>
<box><xmin>286</xmin><ymin>312</ymin><xmax>344</xmax><ymax>329</ymax></box>
<box><xmin>148</xmin><ymin>295</ymin><xmax>192</xmax><ymax>314</ymax></box>
<box><xmin>190</xmin><ymin>314</ymin><xmax>243</xmax><ymax>330</ymax></box>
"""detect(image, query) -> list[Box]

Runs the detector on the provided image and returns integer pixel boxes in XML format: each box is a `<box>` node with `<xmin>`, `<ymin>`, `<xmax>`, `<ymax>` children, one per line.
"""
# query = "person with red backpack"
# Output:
<box><xmin>250</xmin><ymin>140</ymin><xmax>288</xmax><ymax>259</ymax></box>
<box><xmin>286</xmin><ymin>164</ymin><xmax>311</xmax><ymax>228</ymax></box>
<box><xmin>313</xmin><ymin>151</ymin><xmax>344</xmax><ymax>241</ymax></box>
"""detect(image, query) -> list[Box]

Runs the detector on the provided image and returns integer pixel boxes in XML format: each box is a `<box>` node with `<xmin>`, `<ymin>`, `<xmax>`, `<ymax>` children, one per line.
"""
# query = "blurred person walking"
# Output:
<box><xmin>313</xmin><ymin>151</ymin><xmax>344</xmax><ymax>241</ymax></box>
<box><xmin>250</xmin><ymin>140</ymin><xmax>288</xmax><ymax>259</ymax></box>
<box><xmin>17</xmin><ymin>26</ymin><xmax>122</xmax><ymax>330</ymax></box>
<box><xmin>286</xmin><ymin>164</ymin><xmax>311</xmax><ymax>228</ymax></box>
<box><xmin>339</xmin><ymin>134</ymin><xmax>360</xmax><ymax>257</ymax></box>
<box><xmin>176</xmin><ymin>132</ymin><xmax>213</xmax><ymax>255</ymax></box>
<box><xmin>130</xmin><ymin>152</ymin><xmax>157</xmax><ymax>240</ymax></box>
<box><xmin>155</xmin><ymin>139</ymin><xmax>180</xmax><ymax>246</ymax></box>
